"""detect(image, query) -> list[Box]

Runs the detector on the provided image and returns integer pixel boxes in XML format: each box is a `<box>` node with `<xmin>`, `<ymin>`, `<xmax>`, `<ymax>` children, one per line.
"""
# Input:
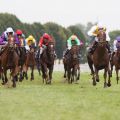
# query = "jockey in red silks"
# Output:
<box><xmin>37</xmin><ymin>33</ymin><xmax>56</xmax><ymax>59</ymax></box>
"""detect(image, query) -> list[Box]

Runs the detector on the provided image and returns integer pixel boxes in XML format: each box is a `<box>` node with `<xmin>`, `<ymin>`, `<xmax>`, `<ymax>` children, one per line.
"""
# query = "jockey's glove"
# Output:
<box><xmin>42</xmin><ymin>45</ymin><xmax>47</xmax><ymax>49</ymax></box>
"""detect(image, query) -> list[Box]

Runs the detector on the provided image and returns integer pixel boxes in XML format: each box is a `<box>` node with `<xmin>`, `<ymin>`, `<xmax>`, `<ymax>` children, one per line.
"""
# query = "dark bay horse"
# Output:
<box><xmin>40</xmin><ymin>41</ymin><xmax>55</xmax><ymax>84</ymax></box>
<box><xmin>63</xmin><ymin>45</ymin><xmax>80</xmax><ymax>84</ymax></box>
<box><xmin>0</xmin><ymin>36</ymin><xmax>19</xmax><ymax>87</ymax></box>
<box><xmin>111</xmin><ymin>46</ymin><xmax>120</xmax><ymax>84</ymax></box>
<box><xmin>90</xmin><ymin>30</ymin><xmax>111</xmax><ymax>87</ymax></box>
<box><xmin>24</xmin><ymin>45</ymin><xmax>36</xmax><ymax>80</ymax></box>
<box><xmin>16</xmin><ymin>46</ymin><xmax>26</xmax><ymax>81</ymax></box>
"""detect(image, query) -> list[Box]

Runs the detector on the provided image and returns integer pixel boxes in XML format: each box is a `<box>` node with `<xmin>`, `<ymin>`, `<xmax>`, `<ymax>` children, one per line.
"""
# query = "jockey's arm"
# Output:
<box><xmin>75</xmin><ymin>38</ymin><xmax>80</xmax><ymax>45</ymax></box>
<box><xmin>39</xmin><ymin>37</ymin><xmax>43</xmax><ymax>47</ymax></box>
<box><xmin>88</xmin><ymin>26</ymin><xmax>97</xmax><ymax>37</ymax></box>
<box><xmin>67</xmin><ymin>39</ymin><xmax>72</xmax><ymax>50</ymax></box>
<box><xmin>113</xmin><ymin>40</ymin><xmax>117</xmax><ymax>51</ymax></box>
<box><xmin>106</xmin><ymin>31</ymin><xmax>110</xmax><ymax>42</ymax></box>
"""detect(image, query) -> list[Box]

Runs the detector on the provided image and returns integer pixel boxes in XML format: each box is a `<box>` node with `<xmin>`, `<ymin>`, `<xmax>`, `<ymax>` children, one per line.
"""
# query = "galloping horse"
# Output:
<box><xmin>0</xmin><ymin>36</ymin><xmax>19</xmax><ymax>87</ymax></box>
<box><xmin>90</xmin><ymin>30</ymin><xmax>111</xmax><ymax>87</ymax></box>
<box><xmin>111</xmin><ymin>45</ymin><xmax>120</xmax><ymax>84</ymax></box>
<box><xmin>16</xmin><ymin>46</ymin><xmax>26</xmax><ymax>81</ymax></box>
<box><xmin>24</xmin><ymin>45</ymin><xmax>36</xmax><ymax>80</ymax></box>
<box><xmin>63</xmin><ymin>45</ymin><xmax>80</xmax><ymax>84</ymax></box>
<box><xmin>40</xmin><ymin>41</ymin><xmax>55</xmax><ymax>84</ymax></box>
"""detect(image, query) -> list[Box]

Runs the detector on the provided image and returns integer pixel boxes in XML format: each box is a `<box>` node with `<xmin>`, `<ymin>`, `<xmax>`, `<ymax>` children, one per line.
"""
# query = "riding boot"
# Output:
<box><xmin>106</xmin><ymin>41</ymin><xmax>111</xmax><ymax>53</ymax></box>
<box><xmin>78</xmin><ymin>54</ymin><xmax>81</xmax><ymax>62</ymax></box>
<box><xmin>54</xmin><ymin>51</ymin><xmax>57</xmax><ymax>59</ymax></box>
<box><xmin>63</xmin><ymin>49</ymin><xmax>69</xmax><ymax>58</ymax></box>
<box><xmin>110</xmin><ymin>52</ymin><xmax>115</xmax><ymax>62</ymax></box>
<box><xmin>37</xmin><ymin>49</ymin><xmax>40</xmax><ymax>59</ymax></box>
<box><xmin>89</xmin><ymin>41</ymin><xmax>98</xmax><ymax>54</ymax></box>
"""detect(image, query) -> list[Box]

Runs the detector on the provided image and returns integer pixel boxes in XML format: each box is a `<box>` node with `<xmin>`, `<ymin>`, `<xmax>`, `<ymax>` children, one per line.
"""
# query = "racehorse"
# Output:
<box><xmin>63</xmin><ymin>45</ymin><xmax>80</xmax><ymax>84</ymax></box>
<box><xmin>0</xmin><ymin>36</ymin><xmax>19</xmax><ymax>87</ymax></box>
<box><xmin>24</xmin><ymin>45</ymin><xmax>36</xmax><ymax>80</ymax></box>
<box><xmin>89</xmin><ymin>30</ymin><xmax>111</xmax><ymax>87</ymax></box>
<box><xmin>111</xmin><ymin>45</ymin><xmax>120</xmax><ymax>84</ymax></box>
<box><xmin>16</xmin><ymin>46</ymin><xmax>26</xmax><ymax>81</ymax></box>
<box><xmin>40</xmin><ymin>41</ymin><xmax>55</xmax><ymax>84</ymax></box>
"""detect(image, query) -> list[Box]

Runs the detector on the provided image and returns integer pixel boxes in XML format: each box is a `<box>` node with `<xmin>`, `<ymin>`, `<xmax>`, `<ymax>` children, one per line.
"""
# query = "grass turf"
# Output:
<box><xmin>0</xmin><ymin>71</ymin><xmax>120</xmax><ymax>120</ymax></box>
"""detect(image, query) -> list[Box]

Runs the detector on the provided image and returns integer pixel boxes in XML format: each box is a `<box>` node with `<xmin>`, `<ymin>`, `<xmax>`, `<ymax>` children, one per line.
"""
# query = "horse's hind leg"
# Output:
<box><xmin>87</xmin><ymin>55</ymin><xmax>94</xmax><ymax>75</ymax></box>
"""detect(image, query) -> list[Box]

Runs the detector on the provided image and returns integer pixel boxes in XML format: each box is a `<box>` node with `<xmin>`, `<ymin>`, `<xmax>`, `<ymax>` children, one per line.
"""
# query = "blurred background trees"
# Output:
<box><xmin>0</xmin><ymin>13</ymin><xmax>119</xmax><ymax>63</ymax></box>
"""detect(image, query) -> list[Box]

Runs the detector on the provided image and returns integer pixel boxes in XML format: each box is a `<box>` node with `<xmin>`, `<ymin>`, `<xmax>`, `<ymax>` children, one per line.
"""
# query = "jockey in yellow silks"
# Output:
<box><xmin>25</xmin><ymin>35</ymin><xmax>36</xmax><ymax>51</ymax></box>
<box><xmin>87</xmin><ymin>23</ymin><xmax>111</xmax><ymax>54</ymax></box>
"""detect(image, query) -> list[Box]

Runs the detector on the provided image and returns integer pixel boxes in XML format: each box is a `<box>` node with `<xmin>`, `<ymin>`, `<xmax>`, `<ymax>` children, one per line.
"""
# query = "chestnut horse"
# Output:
<box><xmin>91</xmin><ymin>30</ymin><xmax>111</xmax><ymax>87</ymax></box>
<box><xmin>111</xmin><ymin>45</ymin><xmax>120</xmax><ymax>84</ymax></box>
<box><xmin>23</xmin><ymin>45</ymin><xmax>36</xmax><ymax>80</ymax></box>
<box><xmin>0</xmin><ymin>36</ymin><xmax>19</xmax><ymax>87</ymax></box>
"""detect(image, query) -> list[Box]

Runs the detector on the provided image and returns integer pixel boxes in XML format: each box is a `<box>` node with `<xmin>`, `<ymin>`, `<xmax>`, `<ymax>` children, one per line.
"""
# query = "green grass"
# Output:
<box><xmin>0</xmin><ymin>71</ymin><xmax>120</xmax><ymax>120</ymax></box>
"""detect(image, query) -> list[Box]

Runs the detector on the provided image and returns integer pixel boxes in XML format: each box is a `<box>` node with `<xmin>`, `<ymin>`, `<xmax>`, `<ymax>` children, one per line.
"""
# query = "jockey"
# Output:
<box><xmin>111</xmin><ymin>36</ymin><xmax>120</xmax><ymax>60</ymax></box>
<box><xmin>63</xmin><ymin>35</ymin><xmax>83</xmax><ymax>58</ymax></box>
<box><xmin>37</xmin><ymin>33</ymin><xmax>53</xmax><ymax>58</ymax></box>
<box><xmin>0</xmin><ymin>27</ymin><xmax>19</xmax><ymax>45</ymax></box>
<box><xmin>25</xmin><ymin>35</ymin><xmax>36</xmax><ymax>51</ymax></box>
<box><xmin>87</xmin><ymin>23</ymin><xmax>111</xmax><ymax>54</ymax></box>
<box><xmin>16</xmin><ymin>29</ymin><xmax>26</xmax><ymax>47</ymax></box>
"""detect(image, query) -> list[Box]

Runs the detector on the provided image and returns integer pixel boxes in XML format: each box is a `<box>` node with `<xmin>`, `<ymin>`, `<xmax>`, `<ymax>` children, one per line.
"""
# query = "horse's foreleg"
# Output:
<box><xmin>11</xmin><ymin>66</ymin><xmax>19</xmax><ymax>88</ymax></box>
<box><xmin>104</xmin><ymin>68</ymin><xmax>107</xmax><ymax>88</ymax></box>
<box><xmin>67</xmin><ymin>68</ymin><xmax>71</xmax><ymax>84</ymax></box>
<box><xmin>77</xmin><ymin>67</ymin><xmax>80</xmax><ymax>81</ymax></box>
<box><xmin>48</xmin><ymin>66</ymin><xmax>53</xmax><ymax>84</ymax></box>
<box><xmin>116</xmin><ymin>68</ymin><xmax>119</xmax><ymax>84</ymax></box>
<box><xmin>74</xmin><ymin>67</ymin><xmax>78</xmax><ymax>84</ymax></box>
<box><xmin>30</xmin><ymin>66</ymin><xmax>34</xmax><ymax>81</ymax></box>
<box><xmin>41</xmin><ymin>64</ymin><xmax>48</xmax><ymax>84</ymax></box>
<box><xmin>92</xmin><ymin>68</ymin><xmax>96</xmax><ymax>86</ymax></box>
<box><xmin>110</xmin><ymin>62</ymin><xmax>113</xmax><ymax>77</ymax></box>
<box><xmin>107</xmin><ymin>66</ymin><xmax>111</xmax><ymax>87</ymax></box>
<box><xmin>96</xmin><ymin>70</ymin><xmax>99</xmax><ymax>82</ymax></box>
<box><xmin>3</xmin><ymin>68</ymin><xmax>8</xmax><ymax>84</ymax></box>
<box><xmin>19</xmin><ymin>67</ymin><xmax>23</xmax><ymax>82</ymax></box>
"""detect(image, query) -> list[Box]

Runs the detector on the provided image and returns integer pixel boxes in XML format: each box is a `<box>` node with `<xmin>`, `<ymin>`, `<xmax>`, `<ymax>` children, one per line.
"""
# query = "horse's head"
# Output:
<box><xmin>46</xmin><ymin>41</ymin><xmax>55</xmax><ymax>57</ymax></box>
<box><xmin>70</xmin><ymin>45</ymin><xmax>79</xmax><ymax>60</ymax></box>
<box><xmin>97</xmin><ymin>30</ymin><xmax>106</xmax><ymax>47</ymax></box>
<box><xmin>7</xmin><ymin>35</ymin><xmax>15</xmax><ymax>47</ymax></box>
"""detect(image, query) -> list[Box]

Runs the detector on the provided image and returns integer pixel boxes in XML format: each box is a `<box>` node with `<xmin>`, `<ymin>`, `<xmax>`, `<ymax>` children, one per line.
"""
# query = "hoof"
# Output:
<box><xmin>74</xmin><ymin>81</ymin><xmax>79</xmax><ymax>84</ymax></box>
<box><xmin>96</xmin><ymin>79</ymin><xmax>99</xmax><ymax>82</ymax></box>
<box><xmin>1</xmin><ymin>82</ymin><xmax>5</xmax><ymax>85</ymax></box>
<box><xmin>93</xmin><ymin>82</ymin><xmax>96</xmax><ymax>86</ymax></box>
<box><xmin>12</xmin><ymin>84</ymin><xmax>16</xmax><ymax>88</ymax></box>
<box><xmin>107</xmin><ymin>83</ymin><xmax>111</xmax><ymax>87</ymax></box>
<box><xmin>104</xmin><ymin>83</ymin><xmax>107</xmax><ymax>88</ymax></box>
